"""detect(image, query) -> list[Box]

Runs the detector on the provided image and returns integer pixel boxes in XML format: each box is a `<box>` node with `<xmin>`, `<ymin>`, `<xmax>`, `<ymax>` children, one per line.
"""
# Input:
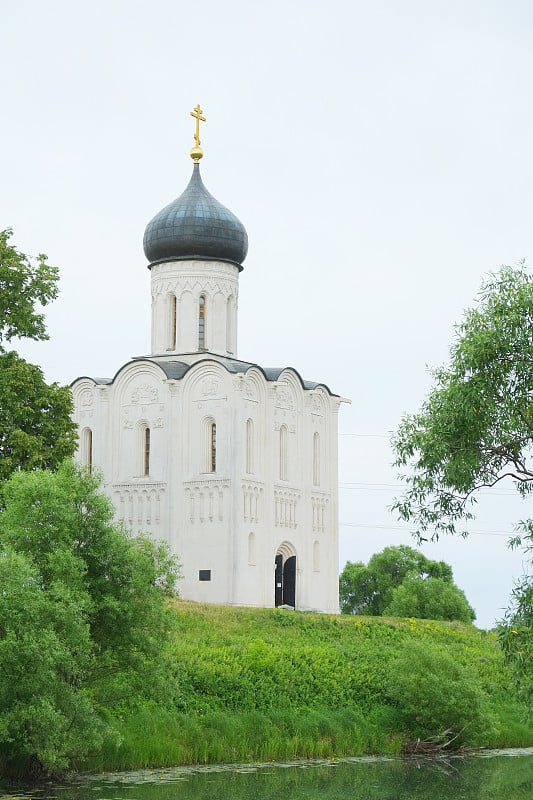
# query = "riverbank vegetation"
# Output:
<box><xmin>0</xmin><ymin>462</ymin><xmax>179</xmax><ymax>780</ymax></box>
<box><xmin>2</xmin><ymin>240</ymin><xmax>532</xmax><ymax>781</ymax></box>
<box><xmin>79</xmin><ymin>601</ymin><xmax>533</xmax><ymax>774</ymax></box>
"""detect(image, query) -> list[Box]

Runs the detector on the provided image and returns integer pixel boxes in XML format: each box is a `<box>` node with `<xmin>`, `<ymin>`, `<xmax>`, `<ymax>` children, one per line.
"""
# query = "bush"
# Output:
<box><xmin>384</xmin><ymin>576</ymin><xmax>476</xmax><ymax>623</ymax></box>
<box><xmin>385</xmin><ymin>639</ymin><xmax>496</xmax><ymax>744</ymax></box>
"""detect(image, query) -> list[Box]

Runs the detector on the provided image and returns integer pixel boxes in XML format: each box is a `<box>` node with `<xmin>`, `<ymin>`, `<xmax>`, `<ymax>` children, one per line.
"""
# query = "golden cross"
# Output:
<box><xmin>190</xmin><ymin>104</ymin><xmax>206</xmax><ymax>147</ymax></box>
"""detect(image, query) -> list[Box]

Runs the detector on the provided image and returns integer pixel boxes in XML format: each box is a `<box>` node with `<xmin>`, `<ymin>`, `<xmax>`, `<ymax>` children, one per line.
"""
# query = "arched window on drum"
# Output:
<box><xmin>198</xmin><ymin>294</ymin><xmax>206</xmax><ymax>349</ymax></box>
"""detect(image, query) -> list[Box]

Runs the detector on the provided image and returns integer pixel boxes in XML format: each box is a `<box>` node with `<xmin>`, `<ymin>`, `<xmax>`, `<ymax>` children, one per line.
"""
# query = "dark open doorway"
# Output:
<box><xmin>274</xmin><ymin>551</ymin><xmax>296</xmax><ymax>608</ymax></box>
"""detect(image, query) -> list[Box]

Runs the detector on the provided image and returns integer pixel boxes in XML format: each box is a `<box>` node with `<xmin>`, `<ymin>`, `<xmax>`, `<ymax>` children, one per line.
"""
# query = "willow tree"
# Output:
<box><xmin>391</xmin><ymin>263</ymin><xmax>532</xmax><ymax>697</ymax></box>
<box><xmin>392</xmin><ymin>264</ymin><xmax>532</xmax><ymax>541</ymax></box>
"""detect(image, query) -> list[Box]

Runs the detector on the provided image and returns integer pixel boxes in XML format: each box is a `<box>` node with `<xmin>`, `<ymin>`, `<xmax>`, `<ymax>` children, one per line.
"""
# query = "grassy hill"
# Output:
<box><xmin>84</xmin><ymin>602</ymin><xmax>533</xmax><ymax>772</ymax></box>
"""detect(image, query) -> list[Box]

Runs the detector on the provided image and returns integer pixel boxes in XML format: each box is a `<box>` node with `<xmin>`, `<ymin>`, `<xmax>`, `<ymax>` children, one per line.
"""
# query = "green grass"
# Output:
<box><xmin>86</xmin><ymin>707</ymin><xmax>401</xmax><ymax>772</ymax></box>
<box><xmin>80</xmin><ymin>602</ymin><xmax>533</xmax><ymax>772</ymax></box>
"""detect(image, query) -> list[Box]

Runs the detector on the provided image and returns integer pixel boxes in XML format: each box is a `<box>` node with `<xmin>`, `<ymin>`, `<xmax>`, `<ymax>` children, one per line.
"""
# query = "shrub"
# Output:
<box><xmin>385</xmin><ymin>639</ymin><xmax>496</xmax><ymax>744</ymax></box>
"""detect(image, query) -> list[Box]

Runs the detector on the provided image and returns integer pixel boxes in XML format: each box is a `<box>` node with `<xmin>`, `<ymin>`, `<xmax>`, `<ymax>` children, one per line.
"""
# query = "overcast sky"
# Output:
<box><xmin>2</xmin><ymin>0</ymin><xmax>532</xmax><ymax>628</ymax></box>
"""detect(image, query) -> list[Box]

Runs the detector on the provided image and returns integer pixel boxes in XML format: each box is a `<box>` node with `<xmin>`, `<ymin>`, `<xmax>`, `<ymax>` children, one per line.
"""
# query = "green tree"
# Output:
<box><xmin>0</xmin><ymin>461</ymin><xmax>179</xmax><ymax>778</ymax></box>
<box><xmin>0</xmin><ymin>228</ymin><xmax>60</xmax><ymax>345</ymax></box>
<box><xmin>390</xmin><ymin>264</ymin><xmax>533</xmax><ymax>698</ymax></box>
<box><xmin>339</xmin><ymin>561</ymin><xmax>378</xmax><ymax>615</ymax></box>
<box><xmin>0</xmin><ymin>547</ymin><xmax>101</xmax><ymax>777</ymax></box>
<box><xmin>0</xmin><ymin>229</ymin><xmax>77</xmax><ymax>485</ymax></box>
<box><xmin>500</xmin><ymin>526</ymin><xmax>533</xmax><ymax>707</ymax></box>
<box><xmin>392</xmin><ymin>264</ymin><xmax>532</xmax><ymax>541</ymax></box>
<box><xmin>339</xmin><ymin>545</ymin><xmax>463</xmax><ymax>617</ymax></box>
<box><xmin>384</xmin><ymin>575</ymin><xmax>476</xmax><ymax>623</ymax></box>
<box><xmin>0</xmin><ymin>350</ymin><xmax>76</xmax><ymax>483</ymax></box>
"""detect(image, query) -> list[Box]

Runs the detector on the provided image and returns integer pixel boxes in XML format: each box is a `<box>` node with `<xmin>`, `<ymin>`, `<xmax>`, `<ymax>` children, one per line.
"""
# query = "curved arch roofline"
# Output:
<box><xmin>259</xmin><ymin>365</ymin><xmax>336</xmax><ymax>396</ymax></box>
<box><xmin>71</xmin><ymin>355</ymin><xmax>339</xmax><ymax>397</ymax></box>
<box><xmin>70</xmin><ymin>375</ymin><xmax>112</xmax><ymax>388</ymax></box>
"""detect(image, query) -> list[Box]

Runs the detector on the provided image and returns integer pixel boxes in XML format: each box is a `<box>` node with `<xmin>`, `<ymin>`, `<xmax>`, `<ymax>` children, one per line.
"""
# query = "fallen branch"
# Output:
<box><xmin>401</xmin><ymin>728</ymin><xmax>464</xmax><ymax>755</ymax></box>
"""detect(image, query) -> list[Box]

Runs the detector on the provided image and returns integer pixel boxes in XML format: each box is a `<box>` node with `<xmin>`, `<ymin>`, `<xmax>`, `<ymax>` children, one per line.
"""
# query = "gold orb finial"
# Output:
<box><xmin>190</xmin><ymin>103</ymin><xmax>206</xmax><ymax>162</ymax></box>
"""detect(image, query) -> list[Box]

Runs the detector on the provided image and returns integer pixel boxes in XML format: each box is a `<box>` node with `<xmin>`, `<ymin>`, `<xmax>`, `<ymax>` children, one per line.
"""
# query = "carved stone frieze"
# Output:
<box><xmin>201</xmin><ymin>378</ymin><xmax>219</xmax><ymax>397</ymax></box>
<box><xmin>79</xmin><ymin>388</ymin><xmax>94</xmax><ymax>410</ymax></box>
<box><xmin>273</xmin><ymin>486</ymin><xmax>301</xmax><ymax>529</ymax></box>
<box><xmin>308</xmin><ymin>393</ymin><xmax>324</xmax><ymax>415</ymax></box>
<box><xmin>274</xmin><ymin>385</ymin><xmax>294</xmax><ymax>411</ymax></box>
<box><xmin>131</xmin><ymin>385</ymin><xmax>159</xmax><ymax>404</ymax></box>
<box><xmin>183</xmin><ymin>478</ymin><xmax>230</xmax><ymax>491</ymax></box>
<box><xmin>242</xmin><ymin>480</ymin><xmax>264</xmax><ymax>524</ymax></box>
<box><xmin>183</xmin><ymin>478</ymin><xmax>230</xmax><ymax>524</ymax></box>
<box><xmin>112</xmin><ymin>481</ymin><xmax>166</xmax><ymax>530</ymax></box>
<box><xmin>234</xmin><ymin>376</ymin><xmax>256</xmax><ymax>400</ymax></box>
<box><xmin>311</xmin><ymin>493</ymin><xmax>330</xmax><ymax>533</ymax></box>
<box><xmin>152</xmin><ymin>274</ymin><xmax>238</xmax><ymax>298</ymax></box>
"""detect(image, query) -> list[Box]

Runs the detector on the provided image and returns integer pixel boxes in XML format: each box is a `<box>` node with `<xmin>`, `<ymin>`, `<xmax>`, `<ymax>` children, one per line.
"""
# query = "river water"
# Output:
<box><xmin>2</xmin><ymin>749</ymin><xmax>533</xmax><ymax>800</ymax></box>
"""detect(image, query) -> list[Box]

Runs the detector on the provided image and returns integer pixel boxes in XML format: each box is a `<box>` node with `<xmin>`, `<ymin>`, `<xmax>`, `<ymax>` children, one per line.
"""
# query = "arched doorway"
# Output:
<box><xmin>274</xmin><ymin>543</ymin><xmax>297</xmax><ymax>608</ymax></box>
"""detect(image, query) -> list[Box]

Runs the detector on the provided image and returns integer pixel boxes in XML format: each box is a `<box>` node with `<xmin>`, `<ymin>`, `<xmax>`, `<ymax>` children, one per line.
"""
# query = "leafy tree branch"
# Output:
<box><xmin>0</xmin><ymin>228</ymin><xmax>59</xmax><ymax>346</ymax></box>
<box><xmin>391</xmin><ymin>264</ymin><xmax>533</xmax><ymax>541</ymax></box>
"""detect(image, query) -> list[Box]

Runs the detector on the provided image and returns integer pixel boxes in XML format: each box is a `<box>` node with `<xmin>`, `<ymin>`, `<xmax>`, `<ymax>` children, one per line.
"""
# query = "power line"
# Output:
<box><xmin>340</xmin><ymin>522</ymin><xmax>514</xmax><ymax>537</ymax></box>
<box><xmin>339</xmin><ymin>481</ymin><xmax>522</xmax><ymax>496</ymax></box>
<box><xmin>339</xmin><ymin>433</ymin><xmax>390</xmax><ymax>438</ymax></box>
<box><xmin>340</xmin><ymin>481</ymin><xmax>402</xmax><ymax>489</ymax></box>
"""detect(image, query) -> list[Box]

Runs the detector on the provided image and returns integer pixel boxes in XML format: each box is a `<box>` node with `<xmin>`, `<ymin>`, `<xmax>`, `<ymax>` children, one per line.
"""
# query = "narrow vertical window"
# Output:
<box><xmin>82</xmin><ymin>427</ymin><xmax>93</xmax><ymax>473</ymax></box>
<box><xmin>169</xmin><ymin>294</ymin><xmax>177</xmax><ymax>350</ymax></box>
<box><xmin>143</xmin><ymin>427</ymin><xmax>151</xmax><ymax>476</ymax></box>
<box><xmin>313</xmin><ymin>541</ymin><xmax>320</xmax><ymax>572</ymax></box>
<box><xmin>210</xmin><ymin>422</ymin><xmax>216</xmax><ymax>472</ymax></box>
<box><xmin>246</xmin><ymin>418</ymin><xmax>254</xmax><ymax>474</ymax></box>
<box><xmin>248</xmin><ymin>532</ymin><xmax>256</xmax><ymax>565</ymax></box>
<box><xmin>226</xmin><ymin>295</ymin><xmax>235</xmax><ymax>354</ymax></box>
<box><xmin>203</xmin><ymin>417</ymin><xmax>217</xmax><ymax>473</ymax></box>
<box><xmin>313</xmin><ymin>432</ymin><xmax>320</xmax><ymax>486</ymax></box>
<box><xmin>198</xmin><ymin>294</ymin><xmax>206</xmax><ymax>349</ymax></box>
<box><xmin>280</xmin><ymin>424</ymin><xmax>288</xmax><ymax>481</ymax></box>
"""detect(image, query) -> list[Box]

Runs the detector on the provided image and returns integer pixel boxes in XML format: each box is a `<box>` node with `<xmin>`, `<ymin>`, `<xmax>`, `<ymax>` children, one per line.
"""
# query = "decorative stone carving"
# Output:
<box><xmin>183</xmin><ymin>478</ymin><xmax>230</xmax><ymax>524</ymax></box>
<box><xmin>311</xmin><ymin>494</ymin><xmax>329</xmax><ymax>533</ymax></box>
<box><xmin>112</xmin><ymin>482</ymin><xmax>166</xmax><ymax>530</ymax></box>
<box><xmin>234</xmin><ymin>376</ymin><xmax>256</xmax><ymax>400</ymax></box>
<box><xmin>273</xmin><ymin>487</ymin><xmax>301</xmax><ymax>529</ymax></box>
<box><xmin>201</xmin><ymin>378</ymin><xmax>219</xmax><ymax>397</ymax></box>
<box><xmin>309</xmin><ymin>394</ymin><xmax>324</xmax><ymax>415</ymax></box>
<box><xmin>131</xmin><ymin>385</ymin><xmax>159</xmax><ymax>404</ymax></box>
<box><xmin>152</xmin><ymin>271</ymin><xmax>238</xmax><ymax>299</ymax></box>
<box><xmin>242</xmin><ymin>481</ymin><xmax>264</xmax><ymax>523</ymax></box>
<box><xmin>79</xmin><ymin>388</ymin><xmax>94</xmax><ymax>410</ymax></box>
<box><xmin>274</xmin><ymin>386</ymin><xmax>294</xmax><ymax>411</ymax></box>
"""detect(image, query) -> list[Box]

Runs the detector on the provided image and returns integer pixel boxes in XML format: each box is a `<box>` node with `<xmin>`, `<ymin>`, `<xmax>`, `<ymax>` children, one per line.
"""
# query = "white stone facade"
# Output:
<box><xmin>73</xmin><ymin>251</ymin><xmax>345</xmax><ymax>612</ymax></box>
<box><xmin>150</xmin><ymin>259</ymin><xmax>240</xmax><ymax>356</ymax></box>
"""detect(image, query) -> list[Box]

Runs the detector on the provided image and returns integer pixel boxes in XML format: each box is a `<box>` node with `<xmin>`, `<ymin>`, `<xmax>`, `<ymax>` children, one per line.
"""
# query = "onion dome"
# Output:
<box><xmin>143</xmin><ymin>163</ymin><xmax>248</xmax><ymax>269</ymax></box>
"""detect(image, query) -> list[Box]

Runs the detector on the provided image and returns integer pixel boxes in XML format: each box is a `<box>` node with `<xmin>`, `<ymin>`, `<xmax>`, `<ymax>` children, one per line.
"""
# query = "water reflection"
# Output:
<box><xmin>2</xmin><ymin>750</ymin><xmax>533</xmax><ymax>800</ymax></box>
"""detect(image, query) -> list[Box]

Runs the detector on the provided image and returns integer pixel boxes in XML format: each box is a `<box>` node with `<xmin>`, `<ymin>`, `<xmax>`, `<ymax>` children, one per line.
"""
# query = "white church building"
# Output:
<box><xmin>71</xmin><ymin>108</ymin><xmax>346</xmax><ymax>613</ymax></box>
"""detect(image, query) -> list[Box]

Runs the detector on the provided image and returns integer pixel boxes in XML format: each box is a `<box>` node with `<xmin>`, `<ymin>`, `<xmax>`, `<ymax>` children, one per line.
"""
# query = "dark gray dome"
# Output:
<box><xmin>143</xmin><ymin>164</ymin><xmax>248</xmax><ymax>268</ymax></box>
